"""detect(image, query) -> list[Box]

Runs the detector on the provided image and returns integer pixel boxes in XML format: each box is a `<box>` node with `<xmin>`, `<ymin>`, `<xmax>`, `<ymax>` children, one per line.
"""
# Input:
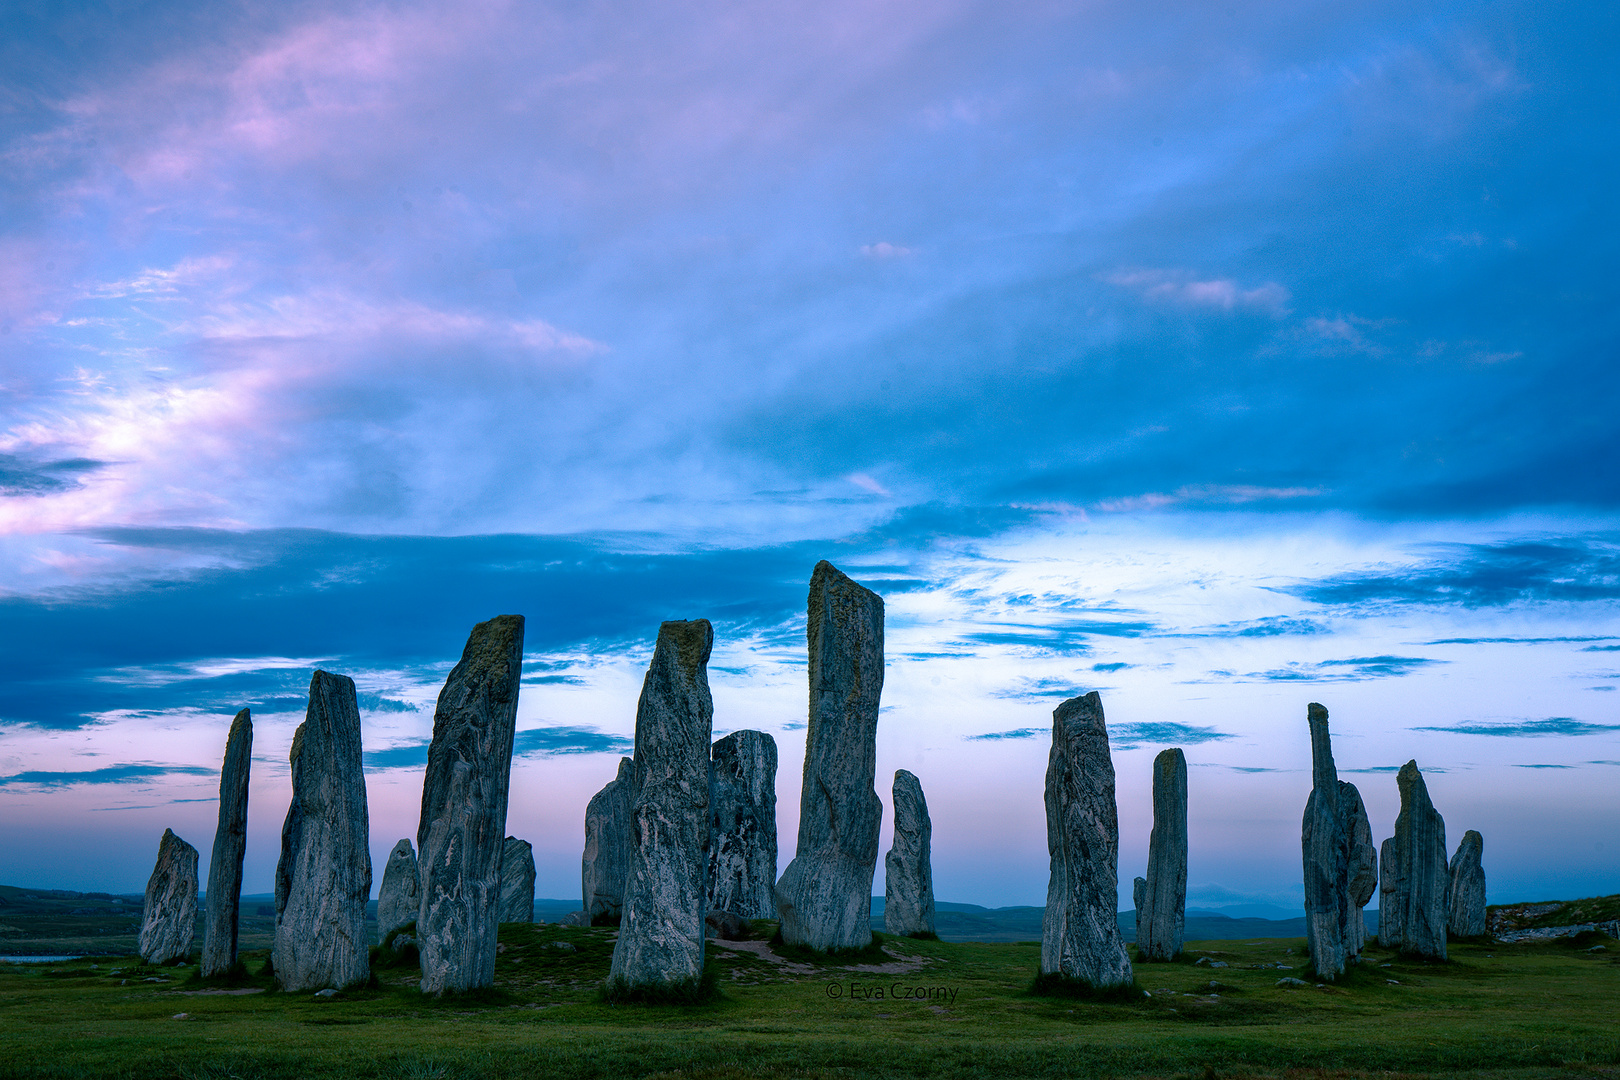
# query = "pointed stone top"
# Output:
<box><xmin>1462</xmin><ymin>828</ymin><xmax>1482</xmax><ymax>849</ymax></box>
<box><xmin>230</xmin><ymin>708</ymin><xmax>251</xmax><ymax>732</ymax></box>
<box><xmin>162</xmin><ymin>826</ymin><xmax>180</xmax><ymax>844</ymax></box>
<box><xmin>615</xmin><ymin>756</ymin><xmax>634</xmax><ymax>781</ymax></box>
<box><xmin>810</xmin><ymin>560</ymin><xmax>884</xmax><ymax>607</ymax></box>
<box><xmin>1307</xmin><ymin>702</ymin><xmax>1328</xmax><ymax>722</ymax></box>
<box><xmin>462</xmin><ymin>614</ymin><xmax>525</xmax><ymax>664</ymax></box>
<box><xmin>1153</xmin><ymin>746</ymin><xmax>1185</xmax><ymax>779</ymax></box>
<box><xmin>1307</xmin><ymin>702</ymin><xmax>1336</xmax><ymax>790</ymax></box>
<box><xmin>1053</xmin><ymin>690</ymin><xmax>1105</xmax><ymax>735</ymax></box>
<box><xmin>894</xmin><ymin>767</ymin><xmax>921</xmax><ymax>791</ymax></box>
<box><xmin>655</xmin><ymin>618</ymin><xmax>713</xmax><ymax>680</ymax></box>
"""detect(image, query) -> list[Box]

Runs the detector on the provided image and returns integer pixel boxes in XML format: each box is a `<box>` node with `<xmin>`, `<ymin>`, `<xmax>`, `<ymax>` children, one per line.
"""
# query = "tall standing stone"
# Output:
<box><xmin>1377</xmin><ymin>836</ymin><xmax>1403</xmax><ymax>948</ymax></box>
<box><xmin>140</xmin><ymin>828</ymin><xmax>199</xmax><ymax>965</ymax></box>
<box><xmin>417</xmin><ymin>615</ymin><xmax>525</xmax><ymax>995</ymax></box>
<box><xmin>273</xmin><ymin>671</ymin><xmax>372</xmax><ymax>991</ymax></box>
<box><xmin>1137</xmin><ymin>747</ymin><xmax>1188</xmax><ymax>961</ymax></box>
<box><xmin>1301</xmin><ymin>702</ymin><xmax>1350</xmax><ymax>980</ymax></box>
<box><xmin>1340</xmin><ymin>780</ymin><xmax>1378</xmax><ymax>956</ymax></box>
<box><xmin>583</xmin><ymin>757</ymin><xmax>635</xmax><ymax>924</ymax></box>
<box><xmin>1448</xmin><ymin>830</ymin><xmax>1486</xmax><ymax>938</ymax></box>
<box><xmin>377</xmin><ymin>839</ymin><xmax>419</xmax><ymax>944</ymax></box>
<box><xmin>1387</xmin><ymin>759</ymin><xmax>1449</xmax><ymax>959</ymax></box>
<box><xmin>1041</xmin><ymin>691</ymin><xmax>1134</xmax><ymax>988</ymax></box>
<box><xmin>884</xmin><ymin>769</ymin><xmax>936</xmax><ymax>938</ymax></box>
<box><xmin>775</xmin><ymin>561</ymin><xmax>885</xmax><ymax>952</ymax></box>
<box><xmin>608</xmin><ymin>619</ymin><xmax>714</xmax><ymax>990</ymax></box>
<box><xmin>201</xmin><ymin>709</ymin><xmax>252</xmax><ymax>977</ymax></box>
<box><xmin>708</xmin><ymin>730</ymin><xmax>778</xmax><ymax>920</ymax></box>
<box><xmin>500</xmin><ymin>837</ymin><xmax>536</xmax><ymax>923</ymax></box>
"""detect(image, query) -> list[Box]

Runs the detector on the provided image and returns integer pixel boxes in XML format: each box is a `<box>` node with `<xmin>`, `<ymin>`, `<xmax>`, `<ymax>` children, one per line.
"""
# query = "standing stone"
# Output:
<box><xmin>1137</xmin><ymin>747</ymin><xmax>1188</xmax><ymax>961</ymax></box>
<box><xmin>1041</xmin><ymin>691</ymin><xmax>1134</xmax><ymax>988</ymax></box>
<box><xmin>417</xmin><ymin>614</ymin><xmax>525</xmax><ymax>995</ymax></box>
<box><xmin>1448</xmin><ymin>830</ymin><xmax>1486</xmax><ymax>938</ymax></box>
<box><xmin>500</xmin><ymin>837</ymin><xmax>536</xmax><ymax>923</ymax></box>
<box><xmin>582</xmin><ymin>757</ymin><xmax>635</xmax><ymax>924</ymax></box>
<box><xmin>377</xmin><ymin>839</ymin><xmax>420</xmax><ymax>944</ymax></box>
<box><xmin>1132</xmin><ymin>877</ymin><xmax>1147</xmax><ymax>940</ymax></box>
<box><xmin>273</xmin><ymin>670</ymin><xmax>372</xmax><ymax>991</ymax></box>
<box><xmin>708</xmin><ymin>730</ymin><xmax>779</xmax><ymax>920</ymax></box>
<box><xmin>1301</xmin><ymin>702</ymin><xmax>1350</xmax><ymax>980</ymax></box>
<box><xmin>1387</xmin><ymin>759</ymin><xmax>1449</xmax><ymax>959</ymax></box>
<box><xmin>1341</xmin><ymin>780</ymin><xmax>1378</xmax><ymax>956</ymax></box>
<box><xmin>608</xmin><ymin>619</ymin><xmax>714</xmax><ymax>990</ymax></box>
<box><xmin>884</xmin><ymin>769</ymin><xmax>936</xmax><ymax>938</ymax></box>
<box><xmin>775</xmin><ymin>561</ymin><xmax>885</xmax><ymax>952</ymax></box>
<box><xmin>1378</xmin><ymin>836</ymin><xmax>1404</xmax><ymax>948</ymax></box>
<box><xmin>140</xmin><ymin>829</ymin><xmax>199</xmax><ymax>965</ymax></box>
<box><xmin>201</xmin><ymin>709</ymin><xmax>252</xmax><ymax>977</ymax></box>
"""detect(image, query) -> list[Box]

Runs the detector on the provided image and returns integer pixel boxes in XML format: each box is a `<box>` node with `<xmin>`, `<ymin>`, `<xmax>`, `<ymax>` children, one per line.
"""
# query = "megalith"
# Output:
<box><xmin>608</xmin><ymin>619</ymin><xmax>714</xmax><ymax>991</ymax></box>
<box><xmin>582</xmin><ymin>757</ymin><xmax>635</xmax><ymax>924</ymax></box>
<box><xmin>1377</xmin><ymin>836</ymin><xmax>1403</xmax><ymax>948</ymax></box>
<box><xmin>500</xmin><ymin>837</ymin><xmax>536</xmax><ymax>923</ymax></box>
<box><xmin>708</xmin><ymin>729</ymin><xmax>779</xmax><ymax>920</ymax></box>
<box><xmin>140</xmin><ymin>828</ymin><xmax>199</xmax><ymax>965</ymax></box>
<box><xmin>1448</xmin><ymin>829</ymin><xmax>1486</xmax><ymax>938</ymax></box>
<box><xmin>1041</xmin><ymin>691</ymin><xmax>1134</xmax><ymax>988</ymax></box>
<box><xmin>1341</xmin><ymin>780</ymin><xmax>1378</xmax><ymax>956</ymax></box>
<box><xmin>201</xmin><ymin>708</ymin><xmax>252</xmax><ymax>977</ymax></box>
<box><xmin>377</xmin><ymin>839</ymin><xmax>419</xmax><ymax>944</ymax></box>
<box><xmin>775</xmin><ymin>561</ymin><xmax>885</xmax><ymax>952</ymax></box>
<box><xmin>417</xmin><ymin>614</ymin><xmax>525</xmax><ymax>995</ymax></box>
<box><xmin>1387</xmin><ymin>759</ymin><xmax>1449</xmax><ymax>959</ymax></box>
<box><xmin>1301</xmin><ymin>702</ymin><xmax>1351</xmax><ymax>980</ymax></box>
<box><xmin>1137</xmin><ymin>747</ymin><xmax>1188</xmax><ymax>961</ymax></box>
<box><xmin>884</xmin><ymin>769</ymin><xmax>936</xmax><ymax>938</ymax></box>
<box><xmin>273</xmin><ymin>670</ymin><xmax>372</xmax><ymax>991</ymax></box>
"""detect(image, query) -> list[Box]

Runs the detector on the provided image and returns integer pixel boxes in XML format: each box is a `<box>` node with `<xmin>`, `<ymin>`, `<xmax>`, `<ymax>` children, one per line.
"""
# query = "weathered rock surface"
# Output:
<box><xmin>1301</xmin><ymin>702</ymin><xmax>1351</xmax><ymax>980</ymax></box>
<box><xmin>417</xmin><ymin>615</ymin><xmax>526</xmax><ymax>995</ymax></box>
<box><xmin>1448</xmin><ymin>829</ymin><xmax>1486</xmax><ymax>938</ymax></box>
<box><xmin>140</xmin><ymin>828</ymin><xmax>199</xmax><ymax>965</ymax></box>
<box><xmin>884</xmin><ymin>769</ymin><xmax>936</xmax><ymax>938</ymax></box>
<box><xmin>377</xmin><ymin>839</ymin><xmax>419</xmax><ymax>944</ymax></box>
<box><xmin>201</xmin><ymin>709</ymin><xmax>252</xmax><ymax>977</ymax></box>
<box><xmin>1041</xmin><ymin>691</ymin><xmax>1134</xmax><ymax>988</ymax></box>
<box><xmin>500</xmin><ymin>837</ymin><xmax>536</xmax><ymax>923</ymax></box>
<box><xmin>273</xmin><ymin>670</ymin><xmax>372</xmax><ymax>991</ymax></box>
<box><xmin>1137</xmin><ymin>747</ymin><xmax>1188</xmax><ymax>961</ymax></box>
<box><xmin>582</xmin><ymin>757</ymin><xmax>635</xmax><ymax>925</ymax></box>
<box><xmin>775</xmin><ymin>561</ymin><xmax>885</xmax><ymax>952</ymax></box>
<box><xmin>708</xmin><ymin>730</ymin><xmax>778</xmax><ymax>920</ymax></box>
<box><xmin>608</xmin><ymin>619</ymin><xmax>714</xmax><ymax>989</ymax></box>
<box><xmin>1378</xmin><ymin>836</ymin><xmax>1403</xmax><ymax>948</ymax></box>
<box><xmin>705</xmin><ymin>909</ymin><xmax>750</xmax><ymax>940</ymax></box>
<box><xmin>1341</xmin><ymin>780</ymin><xmax>1377</xmax><ymax>956</ymax></box>
<box><xmin>1387</xmin><ymin>759</ymin><xmax>1449</xmax><ymax>959</ymax></box>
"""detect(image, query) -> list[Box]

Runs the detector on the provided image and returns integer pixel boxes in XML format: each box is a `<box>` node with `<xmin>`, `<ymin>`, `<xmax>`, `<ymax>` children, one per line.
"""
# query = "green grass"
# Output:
<box><xmin>0</xmin><ymin>922</ymin><xmax>1617</xmax><ymax>1079</ymax></box>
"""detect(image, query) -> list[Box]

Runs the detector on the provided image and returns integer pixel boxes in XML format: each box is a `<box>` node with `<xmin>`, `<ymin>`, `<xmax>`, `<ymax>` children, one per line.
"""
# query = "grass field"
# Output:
<box><xmin>2</xmin><ymin>918</ymin><xmax>1617</xmax><ymax>1080</ymax></box>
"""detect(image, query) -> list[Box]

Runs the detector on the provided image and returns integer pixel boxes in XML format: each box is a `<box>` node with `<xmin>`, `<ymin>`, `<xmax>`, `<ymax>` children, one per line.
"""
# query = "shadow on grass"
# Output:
<box><xmin>601</xmin><ymin>964</ymin><xmax>723</xmax><ymax>1005</ymax></box>
<box><xmin>1028</xmin><ymin>971</ymin><xmax>1145</xmax><ymax>1003</ymax></box>
<box><xmin>766</xmin><ymin>928</ymin><xmax>891</xmax><ymax>966</ymax></box>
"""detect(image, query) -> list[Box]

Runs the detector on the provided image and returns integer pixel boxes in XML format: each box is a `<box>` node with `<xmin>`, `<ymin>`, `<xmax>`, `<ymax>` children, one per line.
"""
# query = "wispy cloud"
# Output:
<box><xmin>513</xmin><ymin>725</ymin><xmax>632</xmax><ymax>757</ymax></box>
<box><xmin>1412</xmin><ymin>717</ymin><xmax>1620</xmax><ymax>738</ymax></box>
<box><xmin>1288</xmin><ymin>541</ymin><xmax>1620</xmax><ymax>609</ymax></box>
<box><xmin>965</xmin><ymin>727</ymin><xmax>1045</xmax><ymax>742</ymax></box>
<box><xmin>0</xmin><ymin>763</ymin><xmax>215</xmax><ymax>788</ymax></box>
<box><xmin>1103</xmin><ymin>269</ymin><xmax>1292</xmax><ymax>316</ymax></box>
<box><xmin>1111</xmin><ymin>721</ymin><xmax>1235</xmax><ymax>748</ymax></box>
<box><xmin>1236</xmin><ymin>655</ymin><xmax>1444</xmax><ymax>682</ymax></box>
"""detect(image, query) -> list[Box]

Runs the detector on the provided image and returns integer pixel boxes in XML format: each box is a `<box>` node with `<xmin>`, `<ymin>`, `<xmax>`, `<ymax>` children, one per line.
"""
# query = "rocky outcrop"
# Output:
<box><xmin>377</xmin><ymin>839</ymin><xmax>419</xmax><ymax>944</ymax></box>
<box><xmin>1386</xmin><ymin>760</ymin><xmax>1449</xmax><ymax>959</ymax></box>
<box><xmin>582</xmin><ymin>757</ymin><xmax>635</xmax><ymax>924</ymax></box>
<box><xmin>500</xmin><ymin>837</ymin><xmax>536</xmax><ymax>923</ymax></box>
<box><xmin>708</xmin><ymin>730</ymin><xmax>778</xmax><ymax>920</ymax></box>
<box><xmin>1301</xmin><ymin>702</ymin><xmax>1350</xmax><ymax>980</ymax></box>
<box><xmin>1448</xmin><ymin>829</ymin><xmax>1486</xmax><ymax>938</ymax></box>
<box><xmin>1341</xmin><ymin>780</ymin><xmax>1377</xmax><ymax>956</ymax></box>
<box><xmin>417</xmin><ymin>615</ymin><xmax>526</xmax><ymax>995</ymax></box>
<box><xmin>140</xmin><ymin>828</ymin><xmax>199</xmax><ymax>965</ymax></box>
<box><xmin>273</xmin><ymin>670</ymin><xmax>372</xmax><ymax>991</ymax></box>
<box><xmin>1137</xmin><ymin>747</ymin><xmax>1187</xmax><ymax>961</ymax></box>
<box><xmin>1041</xmin><ymin>691</ymin><xmax>1133</xmax><ymax>988</ymax></box>
<box><xmin>775</xmin><ymin>561</ymin><xmax>885</xmax><ymax>952</ymax></box>
<box><xmin>608</xmin><ymin>619</ymin><xmax>714</xmax><ymax>990</ymax></box>
<box><xmin>1378</xmin><ymin>836</ymin><xmax>1403</xmax><ymax>948</ymax></box>
<box><xmin>884</xmin><ymin>769</ymin><xmax>936</xmax><ymax>938</ymax></box>
<box><xmin>201</xmin><ymin>709</ymin><xmax>252</xmax><ymax>977</ymax></box>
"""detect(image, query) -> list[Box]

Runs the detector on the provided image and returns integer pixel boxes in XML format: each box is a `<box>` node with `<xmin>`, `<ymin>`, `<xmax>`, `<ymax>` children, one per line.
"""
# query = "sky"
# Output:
<box><xmin>1</xmin><ymin>0</ymin><xmax>1616</xmax><ymax>914</ymax></box>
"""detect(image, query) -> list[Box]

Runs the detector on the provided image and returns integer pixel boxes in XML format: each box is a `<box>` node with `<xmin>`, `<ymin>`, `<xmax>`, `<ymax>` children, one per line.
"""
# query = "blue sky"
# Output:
<box><xmin>1</xmin><ymin>0</ymin><xmax>1616</xmax><ymax>911</ymax></box>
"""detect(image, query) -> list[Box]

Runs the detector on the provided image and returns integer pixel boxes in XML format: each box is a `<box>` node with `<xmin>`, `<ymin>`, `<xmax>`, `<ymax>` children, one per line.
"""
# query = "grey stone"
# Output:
<box><xmin>707</xmin><ymin>730</ymin><xmax>778</xmax><ymax>920</ymax></box>
<box><xmin>775</xmin><ymin>561</ymin><xmax>885</xmax><ymax>952</ymax></box>
<box><xmin>1448</xmin><ymin>829</ymin><xmax>1486</xmax><ymax>938</ymax></box>
<box><xmin>201</xmin><ymin>709</ymin><xmax>252</xmax><ymax>977</ymax></box>
<box><xmin>608</xmin><ymin>619</ymin><xmax>714</xmax><ymax>990</ymax></box>
<box><xmin>1377</xmin><ymin>836</ymin><xmax>1403</xmax><ymax>948</ymax></box>
<box><xmin>377</xmin><ymin>839</ymin><xmax>419</xmax><ymax>944</ymax></box>
<box><xmin>884</xmin><ymin>769</ymin><xmax>936</xmax><ymax>938</ymax></box>
<box><xmin>1277</xmin><ymin>976</ymin><xmax>1309</xmax><ymax>988</ymax></box>
<box><xmin>1137</xmin><ymin>747</ymin><xmax>1188</xmax><ymax>961</ymax></box>
<box><xmin>1132</xmin><ymin>877</ymin><xmax>1147</xmax><ymax>936</ymax></box>
<box><xmin>1300</xmin><ymin>702</ymin><xmax>1350</xmax><ymax>981</ymax></box>
<box><xmin>582</xmin><ymin>757</ymin><xmax>635</xmax><ymax>924</ymax></box>
<box><xmin>1387</xmin><ymin>759</ymin><xmax>1449</xmax><ymax>959</ymax></box>
<box><xmin>500</xmin><ymin>837</ymin><xmax>536</xmax><ymax>923</ymax></box>
<box><xmin>1341</xmin><ymin>780</ymin><xmax>1377</xmax><ymax>956</ymax></box>
<box><xmin>561</xmin><ymin>910</ymin><xmax>589</xmax><ymax>927</ymax></box>
<box><xmin>140</xmin><ymin>828</ymin><xmax>199</xmax><ymax>965</ymax></box>
<box><xmin>705</xmin><ymin>909</ymin><xmax>750</xmax><ymax>940</ymax></box>
<box><xmin>273</xmin><ymin>671</ymin><xmax>372</xmax><ymax>991</ymax></box>
<box><xmin>1041</xmin><ymin>691</ymin><xmax>1134</xmax><ymax>988</ymax></box>
<box><xmin>417</xmin><ymin>614</ymin><xmax>525</xmax><ymax>995</ymax></box>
